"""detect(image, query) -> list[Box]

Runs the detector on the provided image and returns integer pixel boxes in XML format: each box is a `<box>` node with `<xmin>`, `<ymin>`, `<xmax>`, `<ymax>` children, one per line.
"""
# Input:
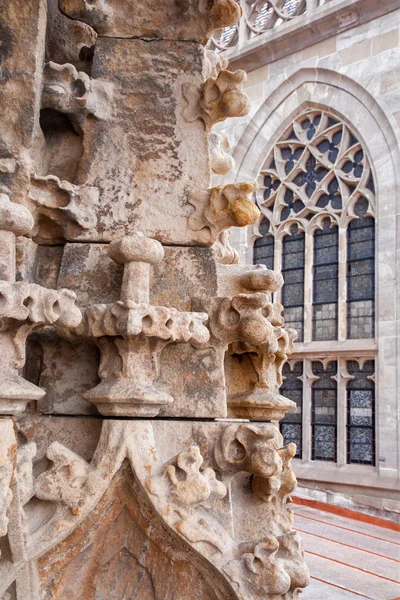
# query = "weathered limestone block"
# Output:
<box><xmin>66</xmin><ymin>38</ymin><xmax>211</xmax><ymax>244</ymax></box>
<box><xmin>0</xmin><ymin>0</ymin><xmax>307</xmax><ymax>595</ymax></box>
<box><xmin>0</xmin><ymin>196</ymin><xmax>82</xmax><ymax>415</ymax></box>
<box><xmin>0</xmin><ymin>418</ymin><xmax>309</xmax><ymax>600</ymax></box>
<box><xmin>58</xmin><ymin>0</ymin><xmax>241</xmax><ymax>42</ymax></box>
<box><xmin>60</xmin><ymin>234</ymin><xmax>210</xmax><ymax>417</ymax></box>
<box><xmin>0</xmin><ymin>0</ymin><xmax>46</xmax><ymax>204</ymax></box>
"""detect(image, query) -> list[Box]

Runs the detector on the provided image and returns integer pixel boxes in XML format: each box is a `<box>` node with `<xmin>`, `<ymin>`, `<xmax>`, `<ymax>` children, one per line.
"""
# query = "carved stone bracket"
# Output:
<box><xmin>63</xmin><ymin>233</ymin><xmax>210</xmax><ymax>416</ymax></box>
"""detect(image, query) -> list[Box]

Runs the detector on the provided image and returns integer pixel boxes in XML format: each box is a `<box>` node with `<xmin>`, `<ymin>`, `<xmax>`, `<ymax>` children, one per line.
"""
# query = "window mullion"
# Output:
<box><xmin>338</xmin><ymin>227</ymin><xmax>347</xmax><ymax>342</ymax></box>
<box><xmin>274</xmin><ymin>236</ymin><xmax>283</xmax><ymax>305</ymax></box>
<box><xmin>303</xmin><ymin>231</ymin><xmax>313</xmax><ymax>343</ymax></box>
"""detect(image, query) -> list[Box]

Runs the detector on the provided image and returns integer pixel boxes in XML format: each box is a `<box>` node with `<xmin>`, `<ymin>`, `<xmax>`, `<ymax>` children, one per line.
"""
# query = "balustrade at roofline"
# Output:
<box><xmin>212</xmin><ymin>0</ymin><xmax>400</xmax><ymax>72</ymax></box>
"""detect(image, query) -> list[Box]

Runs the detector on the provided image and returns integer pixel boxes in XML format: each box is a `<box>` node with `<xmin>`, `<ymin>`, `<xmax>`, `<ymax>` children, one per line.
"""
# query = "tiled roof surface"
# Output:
<box><xmin>294</xmin><ymin>504</ymin><xmax>400</xmax><ymax>599</ymax></box>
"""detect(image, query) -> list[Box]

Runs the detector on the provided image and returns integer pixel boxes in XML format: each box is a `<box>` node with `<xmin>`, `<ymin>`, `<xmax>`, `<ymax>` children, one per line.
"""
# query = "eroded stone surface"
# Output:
<box><xmin>0</xmin><ymin>0</ymin><xmax>307</xmax><ymax>596</ymax></box>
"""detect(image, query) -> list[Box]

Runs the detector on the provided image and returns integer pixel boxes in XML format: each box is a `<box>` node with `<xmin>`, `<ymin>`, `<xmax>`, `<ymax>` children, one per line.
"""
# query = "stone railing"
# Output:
<box><xmin>209</xmin><ymin>0</ymin><xmax>333</xmax><ymax>52</ymax></box>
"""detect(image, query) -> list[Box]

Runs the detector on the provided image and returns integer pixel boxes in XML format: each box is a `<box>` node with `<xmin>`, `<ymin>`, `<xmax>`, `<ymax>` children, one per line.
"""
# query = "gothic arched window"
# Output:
<box><xmin>252</xmin><ymin>108</ymin><xmax>376</xmax><ymax>466</ymax></box>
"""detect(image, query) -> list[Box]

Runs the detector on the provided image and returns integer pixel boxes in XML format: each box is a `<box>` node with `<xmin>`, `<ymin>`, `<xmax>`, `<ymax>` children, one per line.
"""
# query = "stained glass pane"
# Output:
<box><xmin>347</xmin><ymin>360</ymin><xmax>375</xmax><ymax>465</ymax></box>
<box><xmin>347</xmin><ymin>201</ymin><xmax>375</xmax><ymax>339</ymax></box>
<box><xmin>280</xmin><ymin>361</ymin><xmax>303</xmax><ymax>458</ymax></box>
<box><xmin>282</xmin><ymin>227</ymin><xmax>305</xmax><ymax>341</ymax></box>
<box><xmin>253</xmin><ymin>219</ymin><xmax>274</xmax><ymax>270</ymax></box>
<box><xmin>312</xmin><ymin>220</ymin><xmax>338</xmax><ymax>341</ymax></box>
<box><xmin>312</xmin><ymin>361</ymin><xmax>337</xmax><ymax>461</ymax></box>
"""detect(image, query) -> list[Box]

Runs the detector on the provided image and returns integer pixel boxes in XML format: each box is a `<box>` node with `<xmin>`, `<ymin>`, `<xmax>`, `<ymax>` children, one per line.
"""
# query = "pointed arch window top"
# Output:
<box><xmin>257</xmin><ymin>109</ymin><xmax>375</xmax><ymax>233</ymax></box>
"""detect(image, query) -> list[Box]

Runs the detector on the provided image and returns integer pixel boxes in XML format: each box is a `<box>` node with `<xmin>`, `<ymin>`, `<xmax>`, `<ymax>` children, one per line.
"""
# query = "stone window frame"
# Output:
<box><xmin>229</xmin><ymin>68</ymin><xmax>400</xmax><ymax>488</ymax></box>
<box><xmin>252</xmin><ymin>106</ymin><xmax>376</xmax><ymax>346</ymax></box>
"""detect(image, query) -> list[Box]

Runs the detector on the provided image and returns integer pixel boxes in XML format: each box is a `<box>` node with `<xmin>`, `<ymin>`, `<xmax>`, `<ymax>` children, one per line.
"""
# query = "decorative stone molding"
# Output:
<box><xmin>189</xmin><ymin>182</ymin><xmax>260</xmax><ymax>242</ymax></box>
<box><xmin>63</xmin><ymin>233</ymin><xmax>210</xmax><ymax>416</ymax></box>
<box><xmin>59</xmin><ymin>0</ymin><xmax>241</xmax><ymax>42</ymax></box>
<box><xmin>210</xmin><ymin>132</ymin><xmax>235</xmax><ymax>175</ymax></box>
<box><xmin>0</xmin><ymin>420</ymin><xmax>308</xmax><ymax>600</ymax></box>
<box><xmin>42</xmin><ymin>61</ymin><xmax>113</xmax><ymax>124</ymax></box>
<box><xmin>35</xmin><ymin>442</ymin><xmax>99</xmax><ymax>514</ymax></box>
<box><xmin>184</xmin><ymin>67</ymin><xmax>251</xmax><ymax>129</ymax></box>
<box><xmin>146</xmin><ymin>445</ymin><xmax>227</xmax><ymax>513</ymax></box>
<box><xmin>28</xmin><ymin>175</ymin><xmax>99</xmax><ymax>243</ymax></box>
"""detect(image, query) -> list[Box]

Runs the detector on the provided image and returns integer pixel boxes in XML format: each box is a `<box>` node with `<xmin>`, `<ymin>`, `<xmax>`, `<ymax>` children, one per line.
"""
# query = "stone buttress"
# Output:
<box><xmin>0</xmin><ymin>1</ymin><xmax>309</xmax><ymax>598</ymax></box>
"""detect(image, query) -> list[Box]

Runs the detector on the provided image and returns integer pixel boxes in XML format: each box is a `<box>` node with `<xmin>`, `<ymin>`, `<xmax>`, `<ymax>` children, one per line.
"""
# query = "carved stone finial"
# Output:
<box><xmin>209</xmin><ymin>292</ymin><xmax>297</xmax><ymax>419</ymax></box>
<box><xmin>65</xmin><ymin>233</ymin><xmax>210</xmax><ymax>417</ymax></box>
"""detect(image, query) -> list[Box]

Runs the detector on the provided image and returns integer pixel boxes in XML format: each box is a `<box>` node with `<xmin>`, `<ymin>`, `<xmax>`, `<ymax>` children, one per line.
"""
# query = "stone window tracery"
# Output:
<box><xmin>252</xmin><ymin>108</ymin><xmax>377</xmax><ymax>466</ymax></box>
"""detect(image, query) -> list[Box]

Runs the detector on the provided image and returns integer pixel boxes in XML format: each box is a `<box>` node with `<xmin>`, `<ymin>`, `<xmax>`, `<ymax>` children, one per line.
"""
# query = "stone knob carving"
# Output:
<box><xmin>108</xmin><ymin>233</ymin><xmax>164</xmax><ymax>305</ymax></box>
<box><xmin>0</xmin><ymin>194</ymin><xmax>34</xmax><ymax>236</ymax></box>
<box><xmin>241</xmin><ymin>265</ymin><xmax>284</xmax><ymax>293</ymax></box>
<box><xmin>108</xmin><ymin>232</ymin><xmax>165</xmax><ymax>265</ymax></box>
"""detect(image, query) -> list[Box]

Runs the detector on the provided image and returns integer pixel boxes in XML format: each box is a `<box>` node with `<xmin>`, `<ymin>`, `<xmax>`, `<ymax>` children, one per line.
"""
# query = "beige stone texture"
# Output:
<box><xmin>0</xmin><ymin>0</ymin><xmax>307</xmax><ymax>596</ymax></box>
<box><xmin>342</xmin><ymin>39</ymin><xmax>372</xmax><ymax>65</ymax></box>
<box><xmin>301</xmin><ymin>36</ymin><xmax>337</xmax><ymax>60</ymax></box>
<box><xmin>372</xmin><ymin>29</ymin><xmax>399</xmax><ymax>55</ymax></box>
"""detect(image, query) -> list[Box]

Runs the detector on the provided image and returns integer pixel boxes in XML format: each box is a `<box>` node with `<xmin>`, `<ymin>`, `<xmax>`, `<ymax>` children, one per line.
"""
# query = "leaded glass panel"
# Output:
<box><xmin>347</xmin><ymin>199</ymin><xmax>375</xmax><ymax>339</ymax></box>
<box><xmin>347</xmin><ymin>360</ymin><xmax>375</xmax><ymax>465</ymax></box>
<box><xmin>312</xmin><ymin>220</ymin><xmax>338</xmax><ymax>341</ymax></box>
<box><xmin>280</xmin><ymin>361</ymin><xmax>303</xmax><ymax>457</ymax></box>
<box><xmin>253</xmin><ymin>218</ymin><xmax>274</xmax><ymax>270</ymax></box>
<box><xmin>312</xmin><ymin>361</ymin><xmax>337</xmax><ymax>461</ymax></box>
<box><xmin>282</xmin><ymin>226</ymin><xmax>305</xmax><ymax>341</ymax></box>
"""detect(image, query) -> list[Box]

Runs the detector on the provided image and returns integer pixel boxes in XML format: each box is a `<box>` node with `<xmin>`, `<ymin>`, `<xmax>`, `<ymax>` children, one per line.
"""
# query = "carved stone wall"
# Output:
<box><xmin>214</xmin><ymin>5</ymin><xmax>400</xmax><ymax>515</ymax></box>
<box><xmin>0</xmin><ymin>1</ymin><xmax>308</xmax><ymax>598</ymax></box>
